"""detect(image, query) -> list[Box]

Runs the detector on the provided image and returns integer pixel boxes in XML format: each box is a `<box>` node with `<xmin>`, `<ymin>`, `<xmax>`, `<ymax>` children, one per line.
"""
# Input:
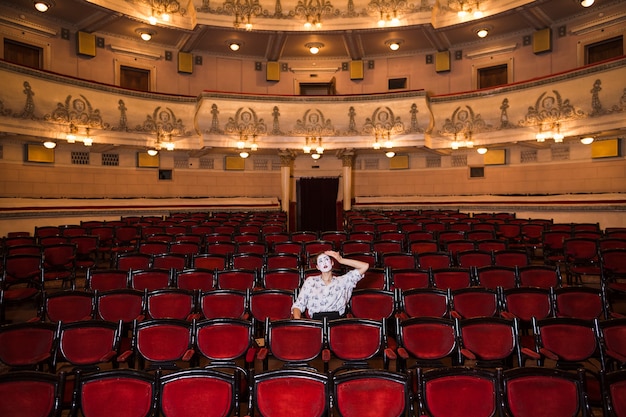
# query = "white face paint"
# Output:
<box><xmin>316</xmin><ymin>254</ymin><xmax>333</xmax><ymax>272</ymax></box>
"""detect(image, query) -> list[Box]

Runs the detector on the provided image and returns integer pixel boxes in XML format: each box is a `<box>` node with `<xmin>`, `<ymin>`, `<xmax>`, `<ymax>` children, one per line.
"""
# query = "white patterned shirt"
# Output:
<box><xmin>291</xmin><ymin>269</ymin><xmax>363</xmax><ymax>316</ymax></box>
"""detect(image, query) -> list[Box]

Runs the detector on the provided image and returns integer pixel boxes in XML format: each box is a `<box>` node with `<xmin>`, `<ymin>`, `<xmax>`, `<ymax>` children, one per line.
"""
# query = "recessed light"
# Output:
<box><xmin>34</xmin><ymin>1</ymin><xmax>54</xmax><ymax>13</ymax></box>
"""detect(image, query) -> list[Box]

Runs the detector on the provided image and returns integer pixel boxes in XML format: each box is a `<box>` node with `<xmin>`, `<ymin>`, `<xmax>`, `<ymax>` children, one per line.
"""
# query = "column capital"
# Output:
<box><xmin>278</xmin><ymin>149</ymin><xmax>297</xmax><ymax>167</ymax></box>
<box><xmin>337</xmin><ymin>149</ymin><xmax>355</xmax><ymax>168</ymax></box>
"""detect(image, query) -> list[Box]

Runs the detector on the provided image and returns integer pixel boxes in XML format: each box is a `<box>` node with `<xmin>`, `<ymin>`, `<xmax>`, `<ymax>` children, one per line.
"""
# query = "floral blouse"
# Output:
<box><xmin>291</xmin><ymin>269</ymin><xmax>363</xmax><ymax>316</ymax></box>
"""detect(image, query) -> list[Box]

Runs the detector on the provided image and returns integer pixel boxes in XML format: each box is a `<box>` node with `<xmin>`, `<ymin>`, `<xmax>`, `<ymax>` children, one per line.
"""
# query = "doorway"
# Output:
<box><xmin>296</xmin><ymin>177</ymin><xmax>339</xmax><ymax>232</ymax></box>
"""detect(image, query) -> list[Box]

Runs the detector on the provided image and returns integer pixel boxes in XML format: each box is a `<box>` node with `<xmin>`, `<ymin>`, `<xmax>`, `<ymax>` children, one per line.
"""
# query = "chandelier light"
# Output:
<box><xmin>224</xmin><ymin>0</ymin><xmax>262</xmax><ymax>31</ymax></box>
<box><xmin>305</xmin><ymin>42</ymin><xmax>324</xmax><ymax>55</ymax></box>
<box><xmin>536</xmin><ymin>122</ymin><xmax>564</xmax><ymax>143</ymax></box>
<box><xmin>34</xmin><ymin>0</ymin><xmax>54</xmax><ymax>13</ymax></box>
<box><xmin>367</xmin><ymin>0</ymin><xmax>405</xmax><ymax>27</ymax></box>
<box><xmin>295</xmin><ymin>0</ymin><xmax>334</xmax><ymax>29</ymax></box>
<box><xmin>147</xmin><ymin>0</ymin><xmax>183</xmax><ymax>24</ymax></box>
<box><xmin>385</xmin><ymin>39</ymin><xmax>403</xmax><ymax>51</ymax></box>
<box><xmin>66</xmin><ymin>123</ymin><xmax>77</xmax><ymax>143</ymax></box>
<box><xmin>448</xmin><ymin>0</ymin><xmax>483</xmax><ymax>18</ymax></box>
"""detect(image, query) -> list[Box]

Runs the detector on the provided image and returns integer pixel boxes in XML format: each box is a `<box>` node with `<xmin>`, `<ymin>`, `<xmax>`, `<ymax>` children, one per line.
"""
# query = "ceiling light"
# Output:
<box><xmin>477</xmin><ymin>147</ymin><xmax>488</xmax><ymax>154</ymax></box>
<box><xmin>476</xmin><ymin>28</ymin><xmax>489</xmax><ymax>38</ymax></box>
<box><xmin>136</xmin><ymin>28</ymin><xmax>156</xmax><ymax>41</ymax></box>
<box><xmin>385</xmin><ymin>151</ymin><xmax>396</xmax><ymax>158</ymax></box>
<box><xmin>305</xmin><ymin>42</ymin><xmax>324</xmax><ymax>55</ymax></box>
<box><xmin>311</xmin><ymin>153</ymin><xmax>321</xmax><ymax>160</ymax></box>
<box><xmin>385</xmin><ymin>39</ymin><xmax>403</xmax><ymax>51</ymax></box>
<box><xmin>229</xmin><ymin>42</ymin><xmax>241</xmax><ymax>51</ymax></box>
<box><xmin>580</xmin><ymin>0</ymin><xmax>594</xmax><ymax>7</ymax></box>
<box><xmin>147</xmin><ymin>149</ymin><xmax>158</xmax><ymax>156</ymax></box>
<box><xmin>580</xmin><ymin>136</ymin><xmax>595</xmax><ymax>145</ymax></box>
<box><xmin>240</xmin><ymin>151</ymin><xmax>250</xmax><ymax>158</ymax></box>
<box><xmin>34</xmin><ymin>1</ymin><xmax>54</xmax><ymax>12</ymax></box>
<box><xmin>43</xmin><ymin>140</ymin><xmax>56</xmax><ymax>149</ymax></box>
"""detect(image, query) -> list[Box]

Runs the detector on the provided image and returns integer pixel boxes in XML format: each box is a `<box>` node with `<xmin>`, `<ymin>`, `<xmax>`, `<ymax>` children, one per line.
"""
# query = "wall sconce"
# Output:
<box><xmin>311</xmin><ymin>153</ymin><xmax>322</xmax><ymax>160</ymax></box>
<box><xmin>580</xmin><ymin>136</ymin><xmax>594</xmax><ymax>145</ymax></box>
<box><xmin>136</xmin><ymin>28</ymin><xmax>156</xmax><ymax>41</ymax></box>
<box><xmin>240</xmin><ymin>151</ymin><xmax>250</xmax><ymax>158</ymax></box>
<box><xmin>147</xmin><ymin>149</ymin><xmax>159</xmax><ymax>156</ymax></box>
<box><xmin>385</xmin><ymin>39</ymin><xmax>403</xmax><ymax>51</ymax></box>
<box><xmin>477</xmin><ymin>147</ymin><xmax>488</xmax><ymax>154</ymax></box>
<box><xmin>580</xmin><ymin>0</ymin><xmax>594</xmax><ymax>7</ymax></box>
<box><xmin>34</xmin><ymin>0</ymin><xmax>54</xmax><ymax>12</ymax></box>
<box><xmin>43</xmin><ymin>140</ymin><xmax>57</xmax><ymax>149</ymax></box>
<box><xmin>385</xmin><ymin>151</ymin><xmax>396</xmax><ymax>158</ymax></box>
<box><xmin>305</xmin><ymin>42</ymin><xmax>324</xmax><ymax>55</ymax></box>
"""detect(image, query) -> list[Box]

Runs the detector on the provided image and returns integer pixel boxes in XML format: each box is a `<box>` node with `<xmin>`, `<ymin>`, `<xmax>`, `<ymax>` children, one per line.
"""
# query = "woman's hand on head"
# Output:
<box><xmin>324</xmin><ymin>250</ymin><xmax>342</xmax><ymax>262</ymax></box>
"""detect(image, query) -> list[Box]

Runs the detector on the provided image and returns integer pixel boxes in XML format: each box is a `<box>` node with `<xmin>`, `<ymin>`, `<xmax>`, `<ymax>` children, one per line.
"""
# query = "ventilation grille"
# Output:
<box><xmin>253</xmin><ymin>159</ymin><xmax>268</xmax><ymax>171</ymax></box>
<box><xmin>199</xmin><ymin>158</ymin><xmax>214</xmax><ymax>169</ymax></box>
<box><xmin>521</xmin><ymin>149</ymin><xmax>538</xmax><ymax>163</ymax></box>
<box><xmin>102</xmin><ymin>153</ymin><xmax>119</xmax><ymax>166</ymax></box>
<box><xmin>363</xmin><ymin>158</ymin><xmax>380</xmax><ymax>170</ymax></box>
<box><xmin>426</xmin><ymin>156</ymin><xmax>442</xmax><ymax>168</ymax></box>
<box><xmin>551</xmin><ymin>145</ymin><xmax>570</xmax><ymax>161</ymax></box>
<box><xmin>271</xmin><ymin>159</ymin><xmax>281</xmax><ymax>171</ymax></box>
<box><xmin>71</xmin><ymin>151</ymin><xmax>90</xmax><ymax>165</ymax></box>
<box><xmin>452</xmin><ymin>154</ymin><xmax>467</xmax><ymax>167</ymax></box>
<box><xmin>174</xmin><ymin>157</ymin><xmax>189</xmax><ymax>169</ymax></box>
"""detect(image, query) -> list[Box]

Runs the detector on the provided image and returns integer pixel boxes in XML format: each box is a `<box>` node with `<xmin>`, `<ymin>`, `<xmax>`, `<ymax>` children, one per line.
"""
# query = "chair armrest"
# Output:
<box><xmin>27</xmin><ymin>316</ymin><xmax>41</xmax><ymax>323</ymax></box>
<box><xmin>99</xmin><ymin>351</ymin><xmax>117</xmax><ymax>362</ymax></box>
<box><xmin>117</xmin><ymin>350</ymin><xmax>133</xmax><ymax>362</ymax></box>
<box><xmin>539</xmin><ymin>347</ymin><xmax>559</xmax><ymax>361</ymax></box>
<box><xmin>256</xmin><ymin>347</ymin><xmax>269</xmax><ymax>361</ymax></box>
<box><xmin>322</xmin><ymin>348</ymin><xmax>331</xmax><ymax>363</ymax></box>
<box><xmin>182</xmin><ymin>349</ymin><xmax>195</xmax><ymax>362</ymax></box>
<box><xmin>460</xmin><ymin>348</ymin><xmax>476</xmax><ymax>360</ymax></box>
<box><xmin>187</xmin><ymin>313</ymin><xmax>202</xmax><ymax>321</ymax></box>
<box><xmin>610</xmin><ymin>312</ymin><xmax>625</xmax><ymax>319</ymax></box>
<box><xmin>521</xmin><ymin>347</ymin><xmax>541</xmax><ymax>360</ymax></box>
<box><xmin>500</xmin><ymin>311</ymin><xmax>516</xmax><ymax>320</ymax></box>
<box><xmin>397</xmin><ymin>347</ymin><xmax>409</xmax><ymax>360</ymax></box>
<box><xmin>384</xmin><ymin>347</ymin><xmax>397</xmax><ymax>361</ymax></box>
<box><xmin>450</xmin><ymin>310</ymin><xmax>462</xmax><ymax>319</ymax></box>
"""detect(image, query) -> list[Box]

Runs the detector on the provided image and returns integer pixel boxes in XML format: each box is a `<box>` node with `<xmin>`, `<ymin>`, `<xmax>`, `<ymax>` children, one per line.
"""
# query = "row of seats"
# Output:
<box><xmin>6</xmin><ymin>364</ymin><xmax>621</xmax><ymax>417</ymax></box>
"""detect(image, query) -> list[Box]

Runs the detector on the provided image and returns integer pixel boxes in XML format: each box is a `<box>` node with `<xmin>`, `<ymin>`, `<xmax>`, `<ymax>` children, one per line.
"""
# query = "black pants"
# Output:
<box><xmin>311</xmin><ymin>311</ymin><xmax>343</xmax><ymax>321</ymax></box>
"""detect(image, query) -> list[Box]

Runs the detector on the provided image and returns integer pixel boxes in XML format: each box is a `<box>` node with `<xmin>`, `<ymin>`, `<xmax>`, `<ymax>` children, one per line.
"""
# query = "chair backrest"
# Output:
<box><xmin>191</xmin><ymin>254</ymin><xmax>228</xmax><ymax>271</ymax></box>
<box><xmin>265</xmin><ymin>253</ymin><xmax>300</xmax><ymax>270</ymax></box>
<box><xmin>475</xmin><ymin>266</ymin><xmax>518</xmax><ymax>290</ymax></box>
<box><xmin>41</xmin><ymin>290</ymin><xmax>95</xmax><ymax>322</ymax></box>
<box><xmin>262</xmin><ymin>268</ymin><xmax>301</xmax><ymax>290</ymax></box>
<box><xmin>194</xmin><ymin>318</ymin><xmax>255</xmax><ymax>367</ymax></box>
<box><xmin>0</xmin><ymin>321</ymin><xmax>59</xmax><ymax>372</ymax></box>
<box><xmin>152</xmin><ymin>253</ymin><xmax>188</xmax><ymax>271</ymax></box>
<box><xmin>261</xmin><ymin>318</ymin><xmax>325</xmax><ymax>369</ymax></box>
<box><xmin>86</xmin><ymin>268</ymin><xmax>129</xmax><ymax>291</ymax></box>
<box><xmin>554</xmin><ymin>286</ymin><xmax>608</xmax><ymax>320</ymax></box>
<box><xmin>250</xmin><ymin>369</ymin><xmax>329</xmax><ymax>417</ymax></box>
<box><xmin>216</xmin><ymin>269</ymin><xmax>257</xmax><ymax>291</ymax></box>
<box><xmin>501</xmin><ymin>287</ymin><xmax>553</xmax><ymax>325</ymax></box>
<box><xmin>355</xmin><ymin>268</ymin><xmax>388</xmax><ymax>290</ymax></box>
<box><xmin>533</xmin><ymin>317</ymin><xmax>600</xmax><ymax>366</ymax></box>
<box><xmin>273</xmin><ymin>241</ymin><xmax>304</xmax><ymax>255</ymax></box>
<box><xmin>396</xmin><ymin>316</ymin><xmax>459</xmax><ymax>370</ymax></box>
<box><xmin>381</xmin><ymin>252</ymin><xmax>416</xmax><ymax>270</ymax></box>
<box><xmin>493</xmin><ymin>250</ymin><xmax>529</xmax><ymax>268</ymax></box>
<box><xmin>133</xmin><ymin>318</ymin><xmax>194</xmax><ymax>370</ymax></box>
<box><xmin>457</xmin><ymin>316</ymin><xmax>522</xmax><ymax>368</ymax></box>
<box><xmin>408</xmin><ymin>239</ymin><xmax>439</xmax><ymax>254</ymax></box>
<box><xmin>129</xmin><ymin>268</ymin><xmax>172</xmax><ymax>291</ymax></box>
<box><xmin>417</xmin><ymin>367</ymin><xmax>500</xmax><ymax>417</ymax></box>
<box><xmin>0</xmin><ymin>371</ymin><xmax>64</xmax><ymax>417</ymax></box>
<box><xmin>199</xmin><ymin>289</ymin><xmax>249</xmax><ymax>319</ymax></box>
<box><xmin>400</xmin><ymin>288</ymin><xmax>450</xmax><ymax>319</ymax></box>
<box><xmin>500</xmin><ymin>367</ymin><xmax>588</xmax><ymax>417</ymax></box>
<box><xmin>416</xmin><ymin>252</ymin><xmax>452</xmax><ymax>270</ymax></box>
<box><xmin>431</xmin><ymin>268</ymin><xmax>473</xmax><ymax>290</ymax></box>
<box><xmin>333</xmin><ymin>369</ymin><xmax>410</xmax><ymax>417</ymax></box>
<box><xmin>390</xmin><ymin>268</ymin><xmax>431</xmax><ymax>291</ymax></box>
<box><xmin>146</xmin><ymin>288</ymin><xmax>196</xmax><ymax>320</ymax></box>
<box><xmin>599</xmin><ymin>318</ymin><xmax>626</xmax><ymax>373</ymax></box>
<box><xmin>373</xmin><ymin>239</ymin><xmax>404</xmax><ymax>255</ymax></box>
<box><xmin>231</xmin><ymin>253</ymin><xmax>264</xmax><ymax>270</ymax></box>
<box><xmin>517</xmin><ymin>265</ymin><xmax>562</xmax><ymax>288</ymax></box>
<box><xmin>94</xmin><ymin>289</ymin><xmax>145</xmax><ymax>324</ymax></box>
<box><xmin>348</xmin><ymin>289</ymin><xmax>396</xmax><ymax>321</ymax></box>
<box><xmin>249</xmin><ymin>289</ymin><xmax>294</xmax><ymax>324</ymax></box>
<box><xmin>602</xmin><ymin>368</ymin><xmax>626</xmax><ymax>417</ymax></box>
<box><xmin>73</xmin><ymin>369</ymin><xmax>158</xmax><ymax>417</ymax></box>
<box><xmin>159</xmin><ymin>368</ymin><xmax>239</xmax><ymax>417</ymax></box>
<box><xmin>115</xmin><ymin>252</ymin><xmax>152</xmax><ymax>271</ymax></box>
<box><xmin>450</xmin><ymin>287</ymin><xmax>500</xmax><ymax>319</ymax></box>
<box><xmin>57</xmin><ymin>320</ymin><xmax>121</xmax><ymax>368</ymax></box>
<box><xmin>326</xmin><ymin>318</ymin><xmax>388</xmax><ymax>369</ymax></box>
<box><xmin>457</xmin><ymin>250</ymin><xmax>493</xmax><ymax>269</ymax></box>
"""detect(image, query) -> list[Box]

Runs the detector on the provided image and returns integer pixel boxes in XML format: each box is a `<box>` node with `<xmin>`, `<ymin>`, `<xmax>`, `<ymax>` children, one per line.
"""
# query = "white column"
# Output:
<box><xmin>340</xmin><ymin>150</ymin><xmax>355</xmax><ymax>212</ymax></box>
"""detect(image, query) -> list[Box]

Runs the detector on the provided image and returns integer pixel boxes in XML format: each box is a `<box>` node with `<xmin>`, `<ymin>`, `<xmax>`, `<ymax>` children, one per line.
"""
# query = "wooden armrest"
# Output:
<box><xmin>182</xmin><ymin>349</ymin><xmax>195</xmax><ymax>362</ymax></box>
<box><xmin>397</xmin><ymin>347</ymin><xmax>409</xmax><ymax>360</ymax></box>
<box><xmin>460</xmin><ymin>348</ymin><xmax>476</xmax><ymax>360</ymax></box>
<box><xmin>500</xmin><ymin>311</ymin><xmax>516</xmax><ymax>320</ymax></box>
<box><xmin>521</xmin><ymin>348</ymin><xmax>541</xmax><ymax>360</ymax></box>
<box><xmin>245</xmin><ymin>347</ymin><xmax>258</xmax><ymax>363</ymax></box>
<box><xmin>256</xmin><ymin>348</ymin><xmax>269</xmax><ymax>361</ymax></box>
<box><xmin>117</xmin><ymin>350</ymin><xmax>133</xmax><ymax>362</ymax></box>
<box><xmin>539</xmin><ymin>347</ymin><xmax>559</xmax><ymax>361</ymax></box>
<box><xmin>450</xmin><ymin>310</ymin><xmax>462</xmax><ymax>319</ymax></box>
<box><xmin>99</xmin><ymin>351</ymin><xmax>117</xmax><ymax>362</ymax></box>
<box><xmin>384</xmin><ymin>347</ymin><xmax>397</xmax><ymax>361</ymax></box>
<box><xmin>322</xmin><ymin>348</ymin><xmax>331</xmax><ymax>362</ymax></box>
